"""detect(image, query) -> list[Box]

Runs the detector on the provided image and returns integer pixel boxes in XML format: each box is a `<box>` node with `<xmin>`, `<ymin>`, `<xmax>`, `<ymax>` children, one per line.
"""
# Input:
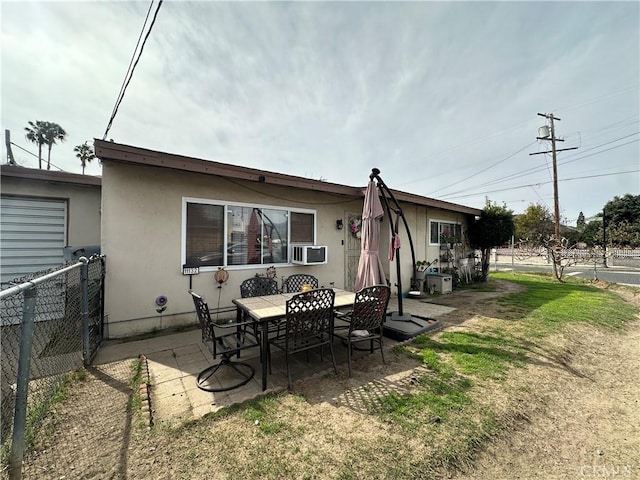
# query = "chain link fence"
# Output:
<box><xmin>1</xmin><ymin>256</ymin><xmax>105</xmax><ymax>478</ymax></box>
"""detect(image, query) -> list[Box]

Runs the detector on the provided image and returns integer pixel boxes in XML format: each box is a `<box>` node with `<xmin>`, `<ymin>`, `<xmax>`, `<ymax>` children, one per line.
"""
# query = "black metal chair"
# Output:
<box><xmin>240</xmin><ymin>276</ymin><xmax>280</xmax><ymax>298</ymax></box>
<box><xmin>268</xmin><ymin>288</ymin><xmax>337</xmax><ymax>390</ymax></box>
<box><xmin>240</xmin><ymin>276</ymin><xmax>283</xmax><ymax>340</ymax></box>
<box><xmin>333</xmin><ymin>285</ymin><xmax>391</xmax><ymax>377</ymax></box>
<box><xmin>283</xmin><ymin>274</ymin><xmax>319</xmax><ymax>293</ymax></box>
<box><xmin>189</xmin><ymin>290</ymin><xmax>260</xmax><ymax>392</ymax></box>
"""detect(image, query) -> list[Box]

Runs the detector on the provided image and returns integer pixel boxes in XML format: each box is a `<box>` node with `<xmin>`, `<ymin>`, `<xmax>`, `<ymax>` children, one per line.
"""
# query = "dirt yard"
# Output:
<box><xmin>9</xmin><ymin>279</ymin><xmax>639</xmax><ymax>479</ymax></box>
<box><xmin>451</xmin><ymin>287</ymin><xmax>640</xmax><ymax>480</ymax></box>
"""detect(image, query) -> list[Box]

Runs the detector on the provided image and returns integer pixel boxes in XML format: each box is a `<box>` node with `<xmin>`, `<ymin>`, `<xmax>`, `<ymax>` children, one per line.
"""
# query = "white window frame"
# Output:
<box><xmin>428</xmin><ymin>219</ymin><xmax>463</xmax><ymax>246</ymax></box>
<box><xmin>181</xmin><ymin>197</ymin><xmax>317</xmax><ymax>270</ymax></box>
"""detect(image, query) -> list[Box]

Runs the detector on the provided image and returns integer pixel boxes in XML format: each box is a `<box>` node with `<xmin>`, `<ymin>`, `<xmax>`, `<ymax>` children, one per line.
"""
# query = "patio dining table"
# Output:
<box><xmin>233</xmin><ymin>288</ymin><xmax>356</xmax><ymax>391</ymax></box>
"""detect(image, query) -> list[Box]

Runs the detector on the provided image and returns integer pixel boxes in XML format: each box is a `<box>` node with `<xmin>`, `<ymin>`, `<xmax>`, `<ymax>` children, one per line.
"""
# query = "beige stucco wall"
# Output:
<box><xmin>101</xmin><ymin>162</ymin><xmax>365</xmax><ymax>337</ymax></box>
<box><xmin>381</xmin><ymin>203</ymin><xmax>473</xmax><ymax>279</ymax></box>
<box><xmin>101</xmin><ymin>161</ymin><xmax>473</xmax><ymax>338</ymax></box>
<box><xmin>1</xmin><ymin>175</ymin><xmax>101</xmax><ymax>246</ymax></box>
<box><xmin>425</xmin><ymin>209</ymin><xmax>474</xmax><ymax>271</ymax></box>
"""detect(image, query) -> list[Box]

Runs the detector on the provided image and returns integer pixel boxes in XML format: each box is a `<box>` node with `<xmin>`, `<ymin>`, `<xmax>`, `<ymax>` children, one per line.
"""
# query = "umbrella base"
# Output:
<box><xmin>383</xmin><ymin>313</ymin><xmax>440</xmax><ymax>341</ymax></box>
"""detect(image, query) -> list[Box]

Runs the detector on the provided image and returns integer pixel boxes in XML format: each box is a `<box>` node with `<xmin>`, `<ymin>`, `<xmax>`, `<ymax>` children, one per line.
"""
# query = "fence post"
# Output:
<box><xmin>99</xmin><ymin>256</ymin><xmax>106</xmax><ymax>341</ymax></box>
<box><xmin>9</xmin><ymin>287</ymin><xmax>37</xmax><ymax>480</ymax></box>
<box><xmin>80</xmin><ymin>257</ymin><xmax>90</xmax><ymax>366</ymax></box>
<box><xmin>511</xmin><ymin>236</ymin><xmax>514</xmax><ymax>267</ymax></box>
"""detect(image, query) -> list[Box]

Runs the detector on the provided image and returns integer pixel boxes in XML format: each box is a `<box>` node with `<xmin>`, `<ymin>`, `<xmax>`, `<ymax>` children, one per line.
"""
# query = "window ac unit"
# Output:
<box><xmin>290</xmin><ymin>245</ymin><xmax>328</xmax><ymax>265</ymax></box>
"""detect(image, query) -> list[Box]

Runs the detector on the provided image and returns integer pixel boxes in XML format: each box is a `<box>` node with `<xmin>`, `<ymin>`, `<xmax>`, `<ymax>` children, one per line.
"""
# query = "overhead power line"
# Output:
<box><xmin>444</xmin><ymin>169</ymin><xmax>640</xmax><ymax>200</ymax></box>
<box><xmin>9</xmin><ymin>142</ymin><xmax>64</xmax><ymax>171</ymax></box>
<box><xmin>551</xmin><ymin>84</ymin><xmax>640</xmax><ymax>114</ymax></box>
<box><xmin>102</xmin><ymin>0</ymin><xmax>163</xmax><ymax>140</ymax></box>
<box><xmin>439</xmin><ymin>133</ymin><xmax>638</xmax><ymax>199</ymax></box>
<box><xmin>105</xmin><ymin>1</ymin><xmax>154</xmax><ymax>133</ymax></box>
<box><xmin>426</xmin><ymin>141</ymin><xmax>536</xmax><ymax>196</ymax></box>
<box><xmin>481</xmin><ymin>136</ymin><xmax>638</xmax><ymax>189</ymax></box>
<box><xmin>10</xmin><ymin>142</ymin><xmax>39</xmax><ymax>158</ymax></box>
<box><xmin>430</xmin><ymin>115</ymin><xmax>638</xmax><ymax>200</ymax></box>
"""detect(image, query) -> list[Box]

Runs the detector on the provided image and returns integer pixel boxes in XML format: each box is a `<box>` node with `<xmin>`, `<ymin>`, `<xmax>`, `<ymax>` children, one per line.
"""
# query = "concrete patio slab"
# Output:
<box><xmin>93</xmin><ymin>297</ymin><xmax>455</xmax><ymax>425</ymax></box>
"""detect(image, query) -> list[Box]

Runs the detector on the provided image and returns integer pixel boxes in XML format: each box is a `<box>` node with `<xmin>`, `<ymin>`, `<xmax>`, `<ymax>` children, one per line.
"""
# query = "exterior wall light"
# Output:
<box><xmin>336</xmin><ymin>219</ymin><xmax>344</xmax><ymax>230</ymax></box>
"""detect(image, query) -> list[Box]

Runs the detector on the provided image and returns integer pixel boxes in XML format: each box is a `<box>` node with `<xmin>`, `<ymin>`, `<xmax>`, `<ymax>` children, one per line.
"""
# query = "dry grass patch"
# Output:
<box><xmin>13</xmin><ymin>274</ymin><xmax>639</xmax><ymax>480</ymax></box>
<box><xmin>124</xmin><ymin>275</ymin><xmax>638</xmax><ymax>479</ymax></box>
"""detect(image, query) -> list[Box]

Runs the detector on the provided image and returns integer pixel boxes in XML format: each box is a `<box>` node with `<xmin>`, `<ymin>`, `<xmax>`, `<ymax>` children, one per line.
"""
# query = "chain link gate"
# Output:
<box><xmin>0</xmin><ymin>255</ymin><xmax>106</xmax><ymax>478</ymax></box>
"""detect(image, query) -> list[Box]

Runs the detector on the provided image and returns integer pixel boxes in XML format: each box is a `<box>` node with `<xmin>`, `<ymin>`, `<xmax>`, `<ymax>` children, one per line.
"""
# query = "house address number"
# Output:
<box><xmin>182</xmin><ymin>266</ymin><xmax>200</xmax><ymax>275</ymax></box>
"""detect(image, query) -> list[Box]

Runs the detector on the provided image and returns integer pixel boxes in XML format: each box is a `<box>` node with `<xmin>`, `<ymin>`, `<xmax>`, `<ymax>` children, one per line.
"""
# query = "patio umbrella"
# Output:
<box><xmin>354</xmin><ymin>181</ymin><xmax>386</xmax><ymax>291</ymax></box>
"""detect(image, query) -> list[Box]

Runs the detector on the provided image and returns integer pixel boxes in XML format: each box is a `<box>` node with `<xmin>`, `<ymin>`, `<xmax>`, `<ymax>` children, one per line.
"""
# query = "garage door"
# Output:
<box><xmin>0</xmin><ymin>196</ymin><xmax>67</xmax><ymax>286</ymax></box>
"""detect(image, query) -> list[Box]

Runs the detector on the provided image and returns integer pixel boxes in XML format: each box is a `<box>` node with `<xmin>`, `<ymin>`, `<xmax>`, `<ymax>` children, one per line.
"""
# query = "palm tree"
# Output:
<box><xmin>24</xmin><ymin>120</ymin><xmax>47</xmax><ymax>169</ymax></box>
<box><xmin>42</xmin><ymin>122</ymin><xmax>67</xmax><ymax>170</ymax></box>
<box><xmin>74</xmin><ymin>141</ymin><xmax>96</xmax><ymax>175</ymax></box>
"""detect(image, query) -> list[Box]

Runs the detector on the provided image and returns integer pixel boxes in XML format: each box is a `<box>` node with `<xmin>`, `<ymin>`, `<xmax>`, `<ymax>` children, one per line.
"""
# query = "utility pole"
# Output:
<box><xmin>602</xmin><ymin>207</ymin><xmax>608</xmax><ymax>267</ymax></box>
<box><xmin>5</xmin><ymin>129</ymin><xmax>16</xmax><ymax>165</ymax></box>
<box><xmin>548</xmin><ymin>114</ymin><xmax>561</xmax><ymax>241</ymax></box>
<box><xmin>529</xmin><ymin>113</ymin><xmax>579</xmax><ymax>275</ymax></box>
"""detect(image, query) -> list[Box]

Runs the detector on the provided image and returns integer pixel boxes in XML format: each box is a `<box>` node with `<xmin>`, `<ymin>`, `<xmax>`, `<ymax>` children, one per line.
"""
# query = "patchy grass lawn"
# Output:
<box><xmin>14</xmin><ymin>273</ymin><xmax>640</xmax><ymax>480</ymax></box>
<box><xmin>120</xmin><ymin>273</ymin><xmax>639</xmax><ymax>479</ymax></box>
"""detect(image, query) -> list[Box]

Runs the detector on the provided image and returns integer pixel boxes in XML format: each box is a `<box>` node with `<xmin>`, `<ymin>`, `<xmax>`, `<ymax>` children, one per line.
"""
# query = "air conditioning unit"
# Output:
<box><xmin>290</xmin><ymin>245</ymin><xmax>328</xmax><ymax>265</ymax></box>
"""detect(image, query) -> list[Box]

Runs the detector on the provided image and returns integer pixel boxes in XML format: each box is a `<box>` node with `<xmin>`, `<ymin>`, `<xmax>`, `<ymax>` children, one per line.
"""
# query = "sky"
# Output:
<box><xmin>2</xmin><ymin>1</ymin><xmax>638</xmax><ymax>225</ymax></box>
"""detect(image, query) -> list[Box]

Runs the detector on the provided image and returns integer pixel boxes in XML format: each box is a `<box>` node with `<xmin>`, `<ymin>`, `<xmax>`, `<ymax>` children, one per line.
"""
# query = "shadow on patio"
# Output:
<box><xmin>92</xmin><ymin>297</ymin><xmax>456</xmax><ymax>426</ymax></box>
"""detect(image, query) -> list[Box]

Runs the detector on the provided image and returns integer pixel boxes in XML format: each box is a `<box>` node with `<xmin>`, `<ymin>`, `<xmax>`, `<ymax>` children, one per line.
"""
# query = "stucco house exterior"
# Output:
<box><xmin>94</xmin><ymin>139</ymin><xmax>481</xmax><ymax>338</ymax></box>
<box><xmin>0</xmin><ymin>165</ymin><xmax>101</xmax><ymax>285</ymax></box>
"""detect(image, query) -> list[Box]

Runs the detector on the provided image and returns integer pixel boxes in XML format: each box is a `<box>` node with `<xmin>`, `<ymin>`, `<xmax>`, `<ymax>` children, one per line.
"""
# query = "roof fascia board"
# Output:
<box><xmin>94</xmin><ymin>139</ymin><xmax>359</xmax><ymax>197</ymax></box>
<box><xmin>390</xmin><ymin>190</ymin><xmax>481</xmax><ymax>215</ymax></box>
<box><xmin>0</xmin><ymin>165</ymin><xmax>101</xmax><ymax>186</ymax></box>
<box><xmin>94</xmin><ymin>140</ymin><xmax>481</xmax><ymax>216</ymax></box>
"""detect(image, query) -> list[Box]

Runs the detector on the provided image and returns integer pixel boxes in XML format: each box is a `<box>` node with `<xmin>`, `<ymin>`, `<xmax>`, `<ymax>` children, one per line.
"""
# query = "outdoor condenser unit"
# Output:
<box><xmin>290</xmin><ymin>245</ymin><xmax>328</xmax><ymax>265</ymax></box>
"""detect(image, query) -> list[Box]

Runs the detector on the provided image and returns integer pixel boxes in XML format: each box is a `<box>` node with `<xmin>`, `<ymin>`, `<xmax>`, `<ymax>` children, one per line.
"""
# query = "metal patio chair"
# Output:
<box><xmin>333</xmin><ymin>284</ymin><xmax>391</xmax><ymax>377</ymax></box>
<box><xmin>189</xmin><ymin>290</ymin><xmax>259</xmax><ymax>392</ymax></box>
<box><xmin>283</xmin><ymin>273</ymin><xmax>319</xmax><ymax>293</ymax></box>
<box><xmin>268</xmin><ymin>288</ymin><xmax>337</xmax><ymax>390</ymax></box>
<box><xmin>240</xmin><ymin>276</ymin><xmax>280</xmax><ymax>298</ymax></box>
<box><xmin>240</xmin><ymin>276</ymin><xmax>284</xmax><ymax>340</ymax></box>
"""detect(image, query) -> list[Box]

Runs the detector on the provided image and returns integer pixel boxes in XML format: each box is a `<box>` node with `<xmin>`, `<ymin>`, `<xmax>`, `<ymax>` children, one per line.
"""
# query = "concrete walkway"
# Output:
<box><xmin>92</xmin><ymin>297</ymin><xmax>456</xmax><ymax>426</ymax></box>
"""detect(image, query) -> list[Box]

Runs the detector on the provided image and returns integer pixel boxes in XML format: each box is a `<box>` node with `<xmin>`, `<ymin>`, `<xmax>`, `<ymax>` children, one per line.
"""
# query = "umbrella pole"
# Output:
<box><xmin>367</xmin><ymin>168</ymin><xmax>441</xmax><ymax>340</ymax></box>
<box><xmin>370</xmin><ymin>168</ymin><xmax>419</xmax><ymax>318</ymax></box>
<box><xmin>377</xmin><ymin>189</ymin><xmax>405</xmax><ymax>316</ymax></box>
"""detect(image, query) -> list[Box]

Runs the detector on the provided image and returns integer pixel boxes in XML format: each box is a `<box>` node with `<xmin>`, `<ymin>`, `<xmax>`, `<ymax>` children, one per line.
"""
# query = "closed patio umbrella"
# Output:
<box><xmin>354</xmin><ymin>181</ymin><xmax>386</xmax><ymax>291</ymax></box>
<box><xmin>366</xmin><ymin>167</ymin><xmax>440</xmax><ymax>341</ymax></box>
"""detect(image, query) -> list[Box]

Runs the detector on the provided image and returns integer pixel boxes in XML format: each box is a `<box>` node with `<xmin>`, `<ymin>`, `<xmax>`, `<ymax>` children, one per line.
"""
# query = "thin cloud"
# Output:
<box><xmin>1</xmin><ymin>1</ymin><xmax>637</xmax><ymax>223</ymax></box>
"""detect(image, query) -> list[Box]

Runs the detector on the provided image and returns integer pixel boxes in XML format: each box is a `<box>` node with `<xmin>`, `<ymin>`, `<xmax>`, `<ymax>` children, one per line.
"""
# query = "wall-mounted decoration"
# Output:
<box><xmin>349</xmin><ymin>215</ymin><xmax>362</xmax><ymax>239</ymax></box>
<box><xmin>155</xmin><ymin>295</ymin><xmax>168</xmax><ymax>314</ymax></box>
<box><xmin>214</xmin><ymin>267</ymin><xmax>229</xmax><ymax>287</ymax></box>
